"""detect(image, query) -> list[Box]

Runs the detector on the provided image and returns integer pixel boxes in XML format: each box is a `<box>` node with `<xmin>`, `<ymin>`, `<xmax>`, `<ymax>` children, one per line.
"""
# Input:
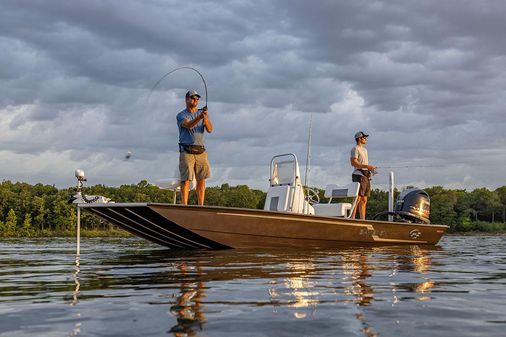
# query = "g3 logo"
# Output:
<box><xmin>409</xmin><ymin>229</ymin><xmax>421</xmax><ymax>239</ymax></box>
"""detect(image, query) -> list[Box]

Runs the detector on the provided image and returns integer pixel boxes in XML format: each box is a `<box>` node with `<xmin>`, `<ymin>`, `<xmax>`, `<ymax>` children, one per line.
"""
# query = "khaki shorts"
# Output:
<box><xmin>179</xmin><ymin>151</ymin><xmax>211</xmax><ymax>181</ymax></box>
<box><xmin>352</xmin><ymin>174</ymin><xmax>371</xmax><ymax>197</ymax></box>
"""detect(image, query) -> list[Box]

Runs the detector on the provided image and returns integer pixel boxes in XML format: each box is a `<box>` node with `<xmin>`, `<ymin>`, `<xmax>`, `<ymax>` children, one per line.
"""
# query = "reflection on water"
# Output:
<box><xmin>0</xmin><ymin>236</ymin><xmax>505</xmax><ymax>337</ymax></box>
<box><xmin>69</xmin><ymin>256</ymin><xmax>82</xmax><ymax>336</ymax></box>
<box><xmin>169</xmin><ymin>262</ymin><xmax>206</xmax><ymax>336</ymax></box>
<box><xmin>71</xmin><ymin>256</ymin><xmax>80</xmax><ymax>306</ymax></box>
<box><xmin>158</xmin><ymin>245</ymin><xmax>437</xmax><ymax>337</ymax></box>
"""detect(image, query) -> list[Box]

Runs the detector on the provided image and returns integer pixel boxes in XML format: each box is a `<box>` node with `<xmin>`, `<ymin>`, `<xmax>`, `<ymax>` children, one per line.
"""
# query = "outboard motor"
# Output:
<box><xmin>373</xmin><ymin>188</ymin><xmax>431</xmax><ymax>224</ymax></box>
<box><xmin>394</xmin><ymin>188</ymin><xmax>430</xmax><ymax>224</ymax></box>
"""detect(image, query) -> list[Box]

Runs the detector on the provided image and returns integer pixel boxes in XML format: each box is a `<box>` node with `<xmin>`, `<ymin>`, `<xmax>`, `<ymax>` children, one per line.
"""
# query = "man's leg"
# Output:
<box><xmin>180</xmin><ymin>180</ymin><xmax>190</xmax><ymax>205</ymax></box>
<box><xmin>196</xmin><ymin>179</ymin><xmax>206</xmax><ymax>206</ymax></box>
<box><xmin>179</xmin><ymin>152</ymin><xmax>195</xmax><ymax>205</ymax></box>
<box><xmin>359</xmin><ymin>196</ymin><xmax>368</xmax><ymax>220</ymax></box>
<box><xmin>195</xmin><ymin>152</ymin><xmax>210</xmax><ymax>206</ymax></box>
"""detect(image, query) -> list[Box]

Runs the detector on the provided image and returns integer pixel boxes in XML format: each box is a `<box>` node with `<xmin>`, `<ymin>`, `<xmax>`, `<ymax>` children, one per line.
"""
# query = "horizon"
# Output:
<box><xmin>2</xmin><ymin>176</ymin><xmax>504</xmax><ymax>194</ymax></box>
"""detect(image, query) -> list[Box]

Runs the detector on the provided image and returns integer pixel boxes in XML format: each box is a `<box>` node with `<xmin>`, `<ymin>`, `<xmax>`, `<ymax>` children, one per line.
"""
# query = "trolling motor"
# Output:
<box><xmin>373</xmin><ymin>188</ymin><xmax>431</xmax><ymax>224</ymax></box>
<box><xmin>69</xmin><ymin>169</ymin><xmax>112</xmax><ymax>256</ymax></box>
<box><xmin>75</xmin><ymin>169</ymin><xmax>86</xmax><ymax>189</ymax></box>
<box><xmin>68</xmin><ymin>169</ymin><xmax>87</xmax><ymax>204</ymax></box>
<box><xmin>68</xmin><ymin>169</ymin><xmax>112</xmax><ymax>204</ymax></box>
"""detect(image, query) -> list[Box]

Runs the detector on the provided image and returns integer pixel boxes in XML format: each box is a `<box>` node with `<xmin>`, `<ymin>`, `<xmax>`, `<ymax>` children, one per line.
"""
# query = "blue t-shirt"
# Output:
<box><xmin>176</xmin><ymin>108</ymin><xmax>205</xmax><ymax>146</ymax></box>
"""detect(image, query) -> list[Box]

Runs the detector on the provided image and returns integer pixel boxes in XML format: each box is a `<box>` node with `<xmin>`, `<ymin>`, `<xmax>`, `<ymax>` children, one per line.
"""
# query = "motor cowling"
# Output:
<box><xmin>394</xmin><ymin>188</ymin><xmax>430</xmax><ymax>224</ymax></box>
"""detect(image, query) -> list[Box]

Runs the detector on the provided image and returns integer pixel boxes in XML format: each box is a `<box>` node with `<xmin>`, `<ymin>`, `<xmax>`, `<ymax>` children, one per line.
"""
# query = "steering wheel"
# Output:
<box><xmin>306</xmin><ymin>188</ymin><xmax>320</xmax><ymax>205</ymax></box>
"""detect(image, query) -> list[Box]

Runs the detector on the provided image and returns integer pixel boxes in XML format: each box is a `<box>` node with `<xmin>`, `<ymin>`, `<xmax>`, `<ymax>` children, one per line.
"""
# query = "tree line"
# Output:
<box><xmin>0</xmin><ymin>180</ymin><xmax>505</xmax><ymax>237</ymax></box>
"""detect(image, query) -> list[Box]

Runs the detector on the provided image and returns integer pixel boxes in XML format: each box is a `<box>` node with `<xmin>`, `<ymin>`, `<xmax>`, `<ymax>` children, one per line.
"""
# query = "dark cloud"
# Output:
<box><xmin>0</xmin><ymin>0</ymin><xmax>505</xmax><ymax>190</ymax></box>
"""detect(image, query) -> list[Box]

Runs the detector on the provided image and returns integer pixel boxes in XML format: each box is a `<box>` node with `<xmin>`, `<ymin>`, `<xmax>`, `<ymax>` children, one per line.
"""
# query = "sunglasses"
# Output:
<box><xmin>190</xmin><ymin>96</ymin><xmax>199</xmax><ymax>100</ymax></box>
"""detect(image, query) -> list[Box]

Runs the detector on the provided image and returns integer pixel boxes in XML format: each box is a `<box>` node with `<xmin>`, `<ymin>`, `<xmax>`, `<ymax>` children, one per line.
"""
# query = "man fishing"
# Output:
<box><xmin>176</xmin><ymin>89</ymin><xmax>213</xmax><ymax>205</ymax></box>
<box><xmin>350</xmin><ymin>131</ymin><xmax>376</xmax><ymax>220</ymax></box>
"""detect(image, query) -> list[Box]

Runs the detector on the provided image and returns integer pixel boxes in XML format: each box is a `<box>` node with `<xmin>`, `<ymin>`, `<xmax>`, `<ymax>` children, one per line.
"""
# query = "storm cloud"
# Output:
<box><xmin>1</xmin><ymin>0</ymin><xmax>505</xmax><ymax>191</ymax></box>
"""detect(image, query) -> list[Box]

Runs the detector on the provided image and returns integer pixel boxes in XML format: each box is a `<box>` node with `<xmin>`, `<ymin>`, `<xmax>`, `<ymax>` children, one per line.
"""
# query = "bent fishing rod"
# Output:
<box><xmin>148</xmin><ymin>66</ymin><xmax>208</xmax><ymax>108</ymax></box>
<box><xmin>121</xmin><ymin>67</ymin><xmax>208</xmax><ymax>161</ymax></box>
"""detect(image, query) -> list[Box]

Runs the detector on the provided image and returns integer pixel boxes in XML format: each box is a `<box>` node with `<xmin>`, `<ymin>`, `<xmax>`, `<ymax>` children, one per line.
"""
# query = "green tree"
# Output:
<box><xmin>425</xmin><ymin>186</ymin><xmax>458</xmax><ymax>228</ymax></box>
<box><xmin>33</xmin><ymin>196</ymin><xmax>48</xmax><ymax>231</ymax></box>
<box><xmin>494</xmin><ymin>186</ymin><xmax>506</xmax><ymax>223</ymax></box>
<box><xmin>365</xmin><ymin>189</ymin><xmax>389</xmax><ymax>220</ymax></box>
<box><xmin>469</xmin><ymin>188</ymin><xmax>501</xmax><ymax>222</ymax></box>
<box><xmin>453</xmin><ymin>190</ymin><xmax>471</xmax><ymax>226</ymax></box>
<box><xmin>3</xmin><ymin>209</ymin><xmax>18</xmax><ymax>237</ymax></box>
<box><xmin>19</xmin><ymin>213</ymin><xmax>35</xmax><ymax>237</ymax></box>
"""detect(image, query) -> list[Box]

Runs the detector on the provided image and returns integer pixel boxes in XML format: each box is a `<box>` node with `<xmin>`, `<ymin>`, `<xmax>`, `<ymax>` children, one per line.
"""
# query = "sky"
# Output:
<box><xmin>1</xmin><ymin>0</ymin><xmax>505</xmax><ymax>192</ymax></box>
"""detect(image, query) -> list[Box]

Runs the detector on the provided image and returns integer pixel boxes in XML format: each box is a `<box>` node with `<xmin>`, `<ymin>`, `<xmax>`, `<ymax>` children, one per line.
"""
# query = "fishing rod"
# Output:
<box><xmin>369</xmin><ymin>165</ymin><xmax>443</xmax><ymax>176</ymax></box>
<box><xmin>148</xmin><ymin>66</ymin><xmax>208</xmax><ymax>107</ymax></box>
<box><xmin>375</xmin><ymin>165</ymin><xmax>444</xmax><ymax>169</ymax></box>
<box><xmin>368</xmin><ymin>164</ymin><xmax>444</xmax><ymax>177</ymax></box>
<box><xmin>123</xmin><ymin>67</ymin><xmax>207</xmax><ymax>162</ymax></box>
<box><xmin>371</xmin><ymin>165</ymin><xmax>444</xmax><ymax>176</ymax></box>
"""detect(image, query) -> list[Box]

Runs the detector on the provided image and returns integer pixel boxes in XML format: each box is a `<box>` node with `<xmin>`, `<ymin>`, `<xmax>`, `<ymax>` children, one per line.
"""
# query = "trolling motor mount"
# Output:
<box><xmin>68</xmin><ymin>169</ymin><xmax>111</xmax><ymax>204</ymax></box>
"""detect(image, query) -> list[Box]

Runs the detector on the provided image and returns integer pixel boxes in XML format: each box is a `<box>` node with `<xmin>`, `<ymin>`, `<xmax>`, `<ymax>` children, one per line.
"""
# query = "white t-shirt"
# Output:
<box><xmin>351</xmin><ymin>145</ymin><xmax>368</xmax><ymax>175</ymax></box>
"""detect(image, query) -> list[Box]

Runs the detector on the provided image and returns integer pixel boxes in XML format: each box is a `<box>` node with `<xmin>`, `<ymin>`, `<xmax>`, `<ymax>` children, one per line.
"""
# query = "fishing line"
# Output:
<box><xmin>376</xmin><ymin>165</ymin><xmax>445</xmax><ymax>169</ymax></box>
<box><xmin>148</xmin><ymin>66</ymin><xmax>208</xmax><ymax>107</ymax></box>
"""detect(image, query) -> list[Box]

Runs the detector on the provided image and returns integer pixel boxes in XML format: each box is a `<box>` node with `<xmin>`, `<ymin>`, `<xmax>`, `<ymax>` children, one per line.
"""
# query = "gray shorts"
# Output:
<box><xmin>179</xmin><ymin>152</ymin><xmax>211</xmax><ymax>181</ymax></box>
<box><xmin>352</xmin><ymin>174</ymin><xmax>371</xmax><ymax>197</ymax></box>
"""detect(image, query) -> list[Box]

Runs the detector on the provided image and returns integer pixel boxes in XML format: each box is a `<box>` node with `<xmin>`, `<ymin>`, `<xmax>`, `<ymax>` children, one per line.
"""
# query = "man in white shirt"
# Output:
<box><xmin>350</xmin><ymin>131</ymin><xmax>376</xmax><ymax>220</ymax></box>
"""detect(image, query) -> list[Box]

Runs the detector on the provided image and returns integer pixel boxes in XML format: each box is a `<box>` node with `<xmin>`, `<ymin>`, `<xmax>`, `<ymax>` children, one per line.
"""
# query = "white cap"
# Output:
<box><xmin>185</xmin><ymin>89</ymin><xmax>201</xmax><ymax>98</ymax></box>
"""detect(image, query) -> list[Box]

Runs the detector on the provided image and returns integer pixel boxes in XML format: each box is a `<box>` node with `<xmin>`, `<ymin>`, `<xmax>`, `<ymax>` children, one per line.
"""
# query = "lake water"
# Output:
<box><xmin>0</xmin><ymin>235</ymin><xmax>505</xmax><ymax>337</ymax></box>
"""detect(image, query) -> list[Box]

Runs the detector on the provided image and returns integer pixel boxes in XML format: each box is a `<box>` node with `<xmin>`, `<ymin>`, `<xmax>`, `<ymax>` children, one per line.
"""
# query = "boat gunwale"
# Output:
<box><xmin>79</xmin><ymin>202</ymin><xmax>449</xmax><ymax>229</ymax></box>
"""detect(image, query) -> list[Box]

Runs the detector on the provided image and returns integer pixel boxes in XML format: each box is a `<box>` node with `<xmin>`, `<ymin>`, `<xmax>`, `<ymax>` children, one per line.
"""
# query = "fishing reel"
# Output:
<box><xmin>199</xmin><ymin>106</ymin><xmax>208</xmax><ymax>115</ymax></box>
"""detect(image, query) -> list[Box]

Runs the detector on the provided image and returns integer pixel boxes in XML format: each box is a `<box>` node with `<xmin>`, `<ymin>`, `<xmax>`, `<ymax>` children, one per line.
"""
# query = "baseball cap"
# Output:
<box><xmin>354</xmin><ymin>131</ymin><xmax>369</xmax><ymax>139</ymax></box>
<box><xmin>185</xmin><ymin>89</ymin><xmax>201</xmax><ymax>98</ymax></box>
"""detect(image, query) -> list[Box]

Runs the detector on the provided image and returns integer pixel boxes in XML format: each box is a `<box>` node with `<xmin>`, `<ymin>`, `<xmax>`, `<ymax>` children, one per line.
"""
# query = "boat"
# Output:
<box><xmin>77</xmin><ymin>154</ymin><xmax>448</xmax><ymax>249</ymax></box>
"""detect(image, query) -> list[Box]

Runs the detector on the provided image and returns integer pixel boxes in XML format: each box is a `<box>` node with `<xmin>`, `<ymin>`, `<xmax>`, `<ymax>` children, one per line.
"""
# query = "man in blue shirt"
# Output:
<box><xmin>176</xmin><ymin>90</ymin><xmax>213</xmax><ymax>205</ymax></box>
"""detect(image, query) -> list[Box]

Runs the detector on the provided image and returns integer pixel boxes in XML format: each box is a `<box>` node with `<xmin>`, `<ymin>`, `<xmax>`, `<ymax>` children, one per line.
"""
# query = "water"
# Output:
<box><xmin>0</xmin><ymin>235</ymin><xmax>505</xmax><ymax>337</ymax></box>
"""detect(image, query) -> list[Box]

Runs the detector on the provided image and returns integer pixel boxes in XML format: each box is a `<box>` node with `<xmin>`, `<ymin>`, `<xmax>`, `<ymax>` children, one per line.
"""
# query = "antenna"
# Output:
<box><xmin>303</xmin><ymin>114</ymin><xmax>313</xmax><ymax>213</ymax></box>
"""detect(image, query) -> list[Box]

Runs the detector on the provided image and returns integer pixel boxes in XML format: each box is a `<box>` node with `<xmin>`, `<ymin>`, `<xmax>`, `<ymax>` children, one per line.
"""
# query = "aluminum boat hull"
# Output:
<box><xmin>80</xmin><ymin>203</ymin><xmax>448</xmax><ymax>249</ymax></box>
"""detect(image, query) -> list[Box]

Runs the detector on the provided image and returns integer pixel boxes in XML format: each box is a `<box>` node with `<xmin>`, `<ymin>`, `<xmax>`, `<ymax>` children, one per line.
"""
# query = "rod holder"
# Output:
<box><xmin>388</xmin><ymin>171</ymin><xmax>394</xmax><ymax>222</ymax></box>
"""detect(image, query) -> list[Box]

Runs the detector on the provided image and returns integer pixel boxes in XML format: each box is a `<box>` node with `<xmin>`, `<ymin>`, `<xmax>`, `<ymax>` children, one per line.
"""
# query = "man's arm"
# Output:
<box><xmin>202</xmin><ymin>107</ymin><xmax>213</xmax><ymax>133</ymax></box>
<box><xmin>351</xmin><ymin>157</ymin><xmax>376</xmax><ymax>171</ymax></box>
<box><xmin>181</xmin><ymin>108</ymin><xmax>213</xmax><ymax>132</ymax></box>
<box><xmin>181</xmin><ymin>114</ymin><xmax>204</xmax><ymax>129</ymax></box>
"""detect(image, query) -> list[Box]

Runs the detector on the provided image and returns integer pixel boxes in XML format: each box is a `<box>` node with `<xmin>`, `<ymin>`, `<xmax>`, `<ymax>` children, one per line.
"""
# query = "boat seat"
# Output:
<box><xmin>264</xmin><ymin>185</ymin><xmax>291</xmax><ymax>212</ymax></box>
<box><xmin>155</xmin><ymin>178</ymin><xmax>181</xmax><ymax>191</ymax></box>
<box><xmin>313</xmin><ymin>182</ymin><xmax>360</xmax><ymax>218</ymax></box>
<box><xmin>313</xmin><ymin>202</ymin><xmax>352</xmax><ymax>217</ymax></box>
<box><xmin>155</xmin><ymin>177</ymin><xmax>197</xmax><ymax>191</ymax></box>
